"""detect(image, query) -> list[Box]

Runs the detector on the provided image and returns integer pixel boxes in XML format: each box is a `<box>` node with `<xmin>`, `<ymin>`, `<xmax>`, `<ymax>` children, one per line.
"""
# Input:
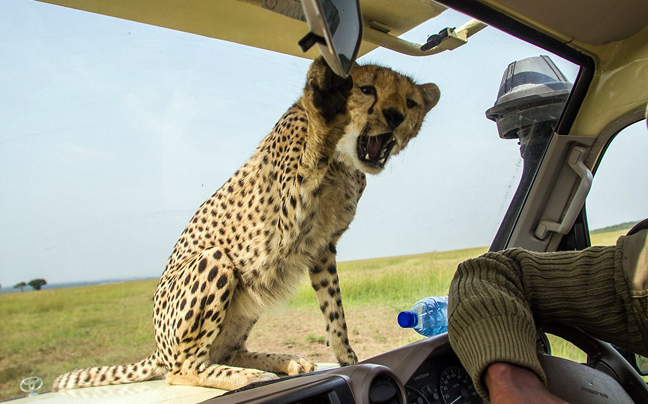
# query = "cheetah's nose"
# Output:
<box><xmin>383</xmin><ymin>108</ymin><xmax>405</xmax><ymax>129</ymax></box>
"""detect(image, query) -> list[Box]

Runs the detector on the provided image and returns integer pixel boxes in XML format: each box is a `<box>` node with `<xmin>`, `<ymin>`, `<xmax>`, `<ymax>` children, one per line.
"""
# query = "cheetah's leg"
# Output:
<box><xmin>309</xmin><ymin>246</ymin><xmax>358</xmax><ymax>366</ymax></box>
<box><xmin>300</xmin><ymin>57</ymin><xmax>353</xmax><ymax>172</ymax></box>
<box><xmin>230</xmin><ymin>350</ymin><xmax>316</xmax><ymax>375</ymax></box>
<box><xmin>212</xmin><ymin>317</ymin><xmax>316</xmax><ymax>375</ymax></box>
<box><xmin>164</xmin><ymin>247</ymin><xmax>278</xmax><ymax>390</ymax></box>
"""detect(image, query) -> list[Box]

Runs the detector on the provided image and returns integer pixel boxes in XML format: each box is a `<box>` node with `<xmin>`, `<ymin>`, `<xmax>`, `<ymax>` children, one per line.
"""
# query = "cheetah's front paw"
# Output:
<box><xmin>286</xmin><ymin>357</ymin><xmax>317</xmax><ymax>375</ymax></box>
<box><xmin>306</xmin><ymin>57</ymin><xmax>353</xmax><ymax>122</ymax></box>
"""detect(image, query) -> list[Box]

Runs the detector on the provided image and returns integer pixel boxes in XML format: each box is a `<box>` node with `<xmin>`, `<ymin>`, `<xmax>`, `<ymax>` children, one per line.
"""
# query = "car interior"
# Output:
<box><xmin>3</xmin><ymin>0</ymin><xmax>647</xmax><ymax>403</ymax></box>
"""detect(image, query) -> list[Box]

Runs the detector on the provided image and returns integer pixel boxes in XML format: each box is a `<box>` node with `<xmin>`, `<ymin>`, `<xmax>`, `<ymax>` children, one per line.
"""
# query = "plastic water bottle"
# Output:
<box><xmin>398</xmin><ymin>296</ymin><xmax>448</xmax><ymax>337</ymax></box>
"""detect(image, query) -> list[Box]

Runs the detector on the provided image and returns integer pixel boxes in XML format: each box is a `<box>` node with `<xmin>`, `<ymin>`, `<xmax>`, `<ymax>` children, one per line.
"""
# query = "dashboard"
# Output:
<box><xmin>203</xmin><ymin>326</ymin><xmax>646</xmax><ymax>404</ymax></box>
<box><xmin>405</xmin><ymin>354</ymin><xmax>481</xmax><ymax>404</ymax></box>
<box><xmin>205</xmin><ymin>334</ymin><xmax>483</xmax><ymax>404</ymax></box>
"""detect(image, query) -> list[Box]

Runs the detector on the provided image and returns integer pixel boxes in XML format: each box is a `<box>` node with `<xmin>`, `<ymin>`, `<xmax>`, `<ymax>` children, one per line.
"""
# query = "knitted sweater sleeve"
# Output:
<box><xmin>447</xmin><ymin>229</ymin><xmax>648</xmax><ymax>400</ymax></box>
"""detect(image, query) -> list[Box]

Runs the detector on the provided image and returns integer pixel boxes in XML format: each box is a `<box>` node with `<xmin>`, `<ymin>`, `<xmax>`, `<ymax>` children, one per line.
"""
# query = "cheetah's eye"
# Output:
<box><xmin>360</xmin><ymin>86</ymin><xmax>376</xmax><ymax>95</ymax></box>
<box><xmin>406</xmin><ymin>98</ymin><xmax>418</xmax><ymax>109</ymax></box>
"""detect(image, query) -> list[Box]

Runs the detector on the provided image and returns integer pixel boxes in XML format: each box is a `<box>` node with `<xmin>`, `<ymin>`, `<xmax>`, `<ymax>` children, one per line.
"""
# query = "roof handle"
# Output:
<box><xmin>535</xmin><ymin>146</ymin><xmax>593</xmax><ymax>239</ymax></box>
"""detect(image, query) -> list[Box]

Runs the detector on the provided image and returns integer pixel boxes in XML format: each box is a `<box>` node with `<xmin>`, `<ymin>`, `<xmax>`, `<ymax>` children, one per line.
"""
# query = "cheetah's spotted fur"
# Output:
<box><xmin>53</xmin><ymin>57</ymin><xmax>440</xmax><ymax>391</ymax></box>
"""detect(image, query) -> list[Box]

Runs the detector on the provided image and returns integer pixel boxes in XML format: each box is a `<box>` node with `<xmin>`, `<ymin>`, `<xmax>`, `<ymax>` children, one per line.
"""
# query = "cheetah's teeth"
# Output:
<box><xmin>356</xmin><ymin>132</ymin><xmax>396</xmax><ymax>168</ymax></box>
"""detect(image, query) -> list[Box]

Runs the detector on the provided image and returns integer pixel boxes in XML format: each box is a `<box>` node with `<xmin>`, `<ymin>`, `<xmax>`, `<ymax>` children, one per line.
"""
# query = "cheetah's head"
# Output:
<box><xmin>335</xmin><ymin>64</ymin><xmax>440</xmax><ymax>175</ymax></box>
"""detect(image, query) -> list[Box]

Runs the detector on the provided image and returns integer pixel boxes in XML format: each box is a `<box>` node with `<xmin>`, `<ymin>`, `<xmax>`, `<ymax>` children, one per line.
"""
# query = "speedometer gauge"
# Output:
<box><xmin>439</xmin><ymin>366</ymin><xmax>482</xmax><ymax>404</ymax></box>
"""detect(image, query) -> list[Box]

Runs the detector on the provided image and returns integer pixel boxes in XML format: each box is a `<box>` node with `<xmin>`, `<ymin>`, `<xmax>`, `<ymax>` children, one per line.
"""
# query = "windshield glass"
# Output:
<box><xmin>0</xmin><ymin>0</ymin><xmax>578</xmax><ymax>399</ymax></box>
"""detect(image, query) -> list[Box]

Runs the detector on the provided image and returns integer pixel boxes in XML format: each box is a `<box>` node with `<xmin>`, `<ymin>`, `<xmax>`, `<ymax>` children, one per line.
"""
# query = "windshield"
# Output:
<box><xmin>0</xmin><ymin>0</ymin><xmax>579</xmax><ymax>399</ymax></box>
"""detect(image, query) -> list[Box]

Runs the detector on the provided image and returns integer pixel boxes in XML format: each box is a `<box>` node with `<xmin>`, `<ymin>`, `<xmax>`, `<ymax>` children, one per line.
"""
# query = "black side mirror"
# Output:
<box><xmin>299</xmin><ymin>0</ymin><xmax>363</xmax><ymax>77</ymax></box>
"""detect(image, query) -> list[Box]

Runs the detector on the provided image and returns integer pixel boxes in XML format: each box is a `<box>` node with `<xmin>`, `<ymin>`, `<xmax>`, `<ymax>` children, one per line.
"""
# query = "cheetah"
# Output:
<box><xmin>53</xmin><ymin>57</ymin><xmax>440</xmax><ymax>391</ymax></box>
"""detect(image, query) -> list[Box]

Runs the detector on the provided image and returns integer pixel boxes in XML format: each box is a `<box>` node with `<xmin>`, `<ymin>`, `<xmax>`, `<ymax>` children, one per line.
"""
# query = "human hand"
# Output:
<box><xmin>484</xmin><ymin>363</ymin><xmax>571</xmax><ymax>404</ymax></box>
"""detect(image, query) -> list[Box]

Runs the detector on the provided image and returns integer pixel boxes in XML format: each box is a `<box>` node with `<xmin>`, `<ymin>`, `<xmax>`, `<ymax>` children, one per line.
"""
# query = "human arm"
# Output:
<box><xmin>447</xmin><ymin>229</ymin><xmax>648</xmax><ymax>400</ymax></box>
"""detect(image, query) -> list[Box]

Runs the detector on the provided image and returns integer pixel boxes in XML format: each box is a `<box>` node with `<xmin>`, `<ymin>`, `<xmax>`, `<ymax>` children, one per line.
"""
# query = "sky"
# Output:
<box><xmin>0</xmin><ymin>0</ymin><xmax>646</xmax><ymax>287</ymax></box>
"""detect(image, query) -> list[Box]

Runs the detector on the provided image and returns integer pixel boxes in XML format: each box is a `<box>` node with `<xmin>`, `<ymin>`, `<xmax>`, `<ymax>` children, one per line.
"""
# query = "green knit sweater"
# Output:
<box><xmin>448</xmin><ymin>229</ymin><xmax>648</xmax><ymax>399</ymax></box>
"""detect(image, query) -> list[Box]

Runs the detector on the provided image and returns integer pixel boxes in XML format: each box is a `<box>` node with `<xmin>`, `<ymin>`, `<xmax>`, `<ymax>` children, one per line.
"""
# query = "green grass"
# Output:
<box><xmin>0</xmin><ymin>228</ymin><xmax>635</xmax><ymax>399</ymax></box>
<box><xmin>305</xmin><ymin>334</ymin><xmax>326</xmax><ymax>344</ymax></box>
<box><xmin>288</xmin><ymin>247</ymin><xmax>487</xmax><ymax>309</ymax></box>
<box><xmin>0</xmin><ymin>280</ymin><xmax>158</xmax><ymax>399</ymax></box>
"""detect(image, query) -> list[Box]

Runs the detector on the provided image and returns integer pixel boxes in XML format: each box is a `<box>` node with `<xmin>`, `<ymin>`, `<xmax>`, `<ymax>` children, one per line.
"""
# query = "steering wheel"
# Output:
<box><xmin>540</xmin><ymin>323</ymin><xmax>648</xmax><ymax>403</ymax></box>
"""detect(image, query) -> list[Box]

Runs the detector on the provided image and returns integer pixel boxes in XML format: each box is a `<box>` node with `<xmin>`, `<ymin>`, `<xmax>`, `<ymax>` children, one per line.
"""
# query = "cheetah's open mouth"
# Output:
<box><xmin>357</xmin><ymin>132</ymin><xmax>396</xmax><ymax>168</ymax></box>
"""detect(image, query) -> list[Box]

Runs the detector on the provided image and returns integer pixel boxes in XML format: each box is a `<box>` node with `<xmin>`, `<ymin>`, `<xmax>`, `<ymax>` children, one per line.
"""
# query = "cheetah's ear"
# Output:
<box><xmin>420</xmin><ymin>83</ymin><xmax>440</xmax><ymax>112</ymax></box>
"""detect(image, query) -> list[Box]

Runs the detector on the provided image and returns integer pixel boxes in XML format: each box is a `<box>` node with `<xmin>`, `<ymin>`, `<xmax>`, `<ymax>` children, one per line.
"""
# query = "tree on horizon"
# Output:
<box><xmin>13</xmin><ymin>281</ymin><xmax>27</xmax><ymax>292</ymax></box>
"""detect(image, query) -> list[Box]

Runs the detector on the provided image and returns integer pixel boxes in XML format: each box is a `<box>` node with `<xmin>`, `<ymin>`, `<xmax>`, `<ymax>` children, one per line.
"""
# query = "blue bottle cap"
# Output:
<box><xmin>397</xmin><ymin>311</ymin><xmax>418</xmax><ymax>328</ymax></box>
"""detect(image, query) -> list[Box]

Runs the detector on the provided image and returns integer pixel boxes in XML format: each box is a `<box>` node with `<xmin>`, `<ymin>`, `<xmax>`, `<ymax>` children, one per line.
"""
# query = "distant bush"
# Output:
<box><xmin>28</xmin><ymin>279</ymin><xmax>47</xmax><ymax>290</ymax></box>
<box><xmin>591</xmin><ymin>221</ymin><xmax>636</xmax><ymax>234</ymax></box>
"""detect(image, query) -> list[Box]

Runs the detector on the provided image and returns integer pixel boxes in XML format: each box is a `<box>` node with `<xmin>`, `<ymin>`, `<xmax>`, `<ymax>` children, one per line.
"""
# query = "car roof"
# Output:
<box><xmin>478</xmin><ymin>0</ymin><xmax>647</xmax><ymax>47</ymax></box>
<box><xmin>35</xmin><ymin>0</ymin><xmax>447</xmax><ymax>59</ymax></box>
<box><xmin>36</xmin><ymin>0</ymin><xmax>648</xmax><ymax>57</ymax></box>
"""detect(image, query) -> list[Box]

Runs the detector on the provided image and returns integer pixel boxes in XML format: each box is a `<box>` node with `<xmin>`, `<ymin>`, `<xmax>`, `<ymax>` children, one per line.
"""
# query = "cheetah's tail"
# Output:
<box><xmin>52</xmin><ymin>352</ymin><xmax>166</xmax><ymax>391</ymax></box>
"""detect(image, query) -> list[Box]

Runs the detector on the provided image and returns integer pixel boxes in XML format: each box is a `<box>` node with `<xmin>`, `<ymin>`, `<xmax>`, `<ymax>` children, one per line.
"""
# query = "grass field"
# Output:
<box><xmin>0</xmin><ymin>229</ymin><xmax>631</xmax><ymax>400</ymax></box>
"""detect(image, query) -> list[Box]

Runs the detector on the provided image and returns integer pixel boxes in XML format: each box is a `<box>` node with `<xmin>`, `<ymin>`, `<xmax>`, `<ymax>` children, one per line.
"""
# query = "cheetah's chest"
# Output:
<box><xmin>233</xmin><ymin>163</ymin><xmax>364</xmax><ymax>307</ymax></box>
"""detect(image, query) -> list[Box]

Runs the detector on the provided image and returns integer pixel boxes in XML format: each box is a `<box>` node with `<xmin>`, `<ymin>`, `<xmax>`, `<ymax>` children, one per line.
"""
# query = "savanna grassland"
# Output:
<box><xmin>0</xmin><ymin>229</ymin><xmax>630</xmax><ymax>400</ymax></box>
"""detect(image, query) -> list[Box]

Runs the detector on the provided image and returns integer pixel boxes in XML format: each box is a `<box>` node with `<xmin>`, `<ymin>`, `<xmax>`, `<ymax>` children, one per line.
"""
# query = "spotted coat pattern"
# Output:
<box><xmin>52</xmin><ymin>57</ymin><xmax>440</xmax><ymax>391</ymax></box>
